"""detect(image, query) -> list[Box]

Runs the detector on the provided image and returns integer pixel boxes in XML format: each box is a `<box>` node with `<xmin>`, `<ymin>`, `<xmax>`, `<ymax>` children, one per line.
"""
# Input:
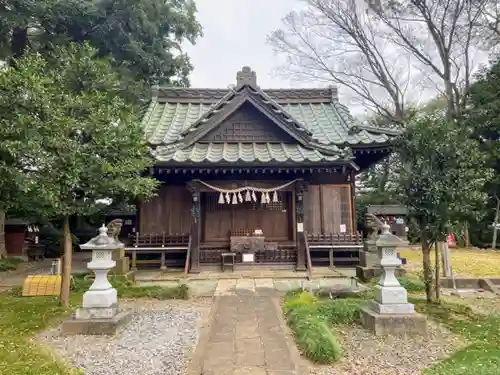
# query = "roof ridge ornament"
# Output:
<box><xmin>236</xmin><ymin>66</ymin><xmax>258</xmax><ymax>89</ymax></box>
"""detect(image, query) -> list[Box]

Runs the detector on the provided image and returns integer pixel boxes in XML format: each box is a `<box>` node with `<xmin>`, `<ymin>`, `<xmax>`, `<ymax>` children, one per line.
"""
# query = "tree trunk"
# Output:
<box><xmin>421</xmin><ymin>228</ymin><xmax>433</xmax><ymax>303</ymax></box>
<box><xmin>0</xmin><ymin>210</ymin><xmax>6</xmax><ymax>259</ymax></box>
<box><xmin>464</xmin><ymin>221</ymin><xmax>470</xmax><ymax>248</ymax></box>
<box><xmin>60</xmin><ymin>216</ymin><xmax>73</xmax><ymax>308</ymax></box>
<box><xmin>492</xmin><ymin>197</ymin><xmax>499</xmax><ymax>250</ymax></box>
<box><xmin>434</xmin><ymin>241</ymin><xmax>440</xmax><ymax>300</ymax></box>
<box><xmin>11</xmin><ymin>27</ymin><xmax>28</xmax><ymax>60</ymax></box>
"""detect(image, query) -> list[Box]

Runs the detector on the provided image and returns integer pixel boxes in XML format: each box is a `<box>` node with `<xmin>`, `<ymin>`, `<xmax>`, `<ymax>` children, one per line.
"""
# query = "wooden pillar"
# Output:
<box><xmin>187</xmin><ymin>182</ymin><xmax>201</xmax><ymax>273</ymax></box>
<box><xmin>349</xmin><ymin>169</ymin><xmax>357</xmax><ymax>233</ymax></box>
<box><xmin>295</xmin><ymin>180</ymin><xmax>307</xmax><ymax>271</ymax></box>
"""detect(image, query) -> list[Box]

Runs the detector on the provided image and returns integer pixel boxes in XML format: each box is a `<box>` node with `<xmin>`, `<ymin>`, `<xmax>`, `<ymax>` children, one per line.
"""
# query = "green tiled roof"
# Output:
<box><xmin>143</xmin><ymin>100</ymin><xmax>390</xmax><ymax>146</ymax></box>
<box><xmin>153</xmin><ymin>143</ymin><xmax>345</xmax><ymax>164</ymax></box>
<box><xmin>141</xmin><ymin>68</ymin><xmax>398</xmax><ymax>166</ymax></box>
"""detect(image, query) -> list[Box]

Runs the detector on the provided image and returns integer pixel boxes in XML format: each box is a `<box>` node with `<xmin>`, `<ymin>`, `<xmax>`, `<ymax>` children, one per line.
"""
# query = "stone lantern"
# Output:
<box><xmin>62</xmin><ymin>225</ymin><xmax>131</xmax><ymax>336</ymax></box>
<box><xmin>360</xmin><ymin>223</ymin><xmax>427</xmax><ymax>336</ymax></box>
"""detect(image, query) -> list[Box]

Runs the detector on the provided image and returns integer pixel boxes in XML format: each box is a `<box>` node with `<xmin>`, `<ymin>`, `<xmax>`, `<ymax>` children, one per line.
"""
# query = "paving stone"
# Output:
<box><xmin>194</xmin><ymin>294</ymin><xmax>299</xmax><ymax>375</ymax></box>
<box><xmin>233</xmin><ymin>367</ymin><xmax>267</xmax><ymax>375</ymax></box>
<box><xmin>236</xmin><ymin>279</ymin><xmax>256</xmax><ymax>292</ymax></box>
<box><xmin>215</xmin><ymin>279</ymin><xmax>238</xmax><ymax>295</ymax></box>
<box><xmin>254</xmin><ymin>278</ymin><xmax>274</xmax><ymax>289</ymax></box>
<box><xmin>188</xmin><ymin>280</ymin><xmax>218</xmax><ymax>297</ymax></box>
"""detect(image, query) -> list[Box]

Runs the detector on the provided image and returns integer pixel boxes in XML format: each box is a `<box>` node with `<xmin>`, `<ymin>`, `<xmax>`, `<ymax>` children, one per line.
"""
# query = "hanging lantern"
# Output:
<box><xmin>272</xmin><ymin>191</ymin><xmax>278</xmax><ymax>202</ymax></box>
<box><xmin>238</xmin><ymin>192</ymin><xmax>243</xmax><ymax>203</ymax></box>
<box><xmin>245</xmin><ymin>190</ymin><xmax>251</xmax><ymax>202</ymax></box>
<box><xmin>260</xmin><ymin>192</ymin><xmax>266</xmax><ymax>204</ymax></box>
<box><xmin>218</xmin><ymin>192</ymin><xmax>225</xmax><ymax>204</ymax></box>
<box><xmin>225</xmin><ymin>193</ymin><xmax>231</xmax><ymax>204</ymax></box>
<box><xmin>252</xmin><ymin>191</ymin><xmax>257</xmax><ymax>202</ymax></box>
<box><xmin>232</xmin><ymin>193</ymin><xmax>238</xmax><ymax>204</ymax></box>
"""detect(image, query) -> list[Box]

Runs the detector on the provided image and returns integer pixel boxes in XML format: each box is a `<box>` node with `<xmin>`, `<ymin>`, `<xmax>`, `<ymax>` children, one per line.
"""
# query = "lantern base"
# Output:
<box><xmin>360</xmin><ymin>306</ymin><xmax>427</xmax><ymax>337</ymax></box>
<box><xmin>61</xmin><ymin>309</ymin><xmax>132</xmax><ymax>336</ymax></box>
<box><xmin>82</xmin><ymin>288</ymin><xmax>117</xmax><ymax>309</ymax></box>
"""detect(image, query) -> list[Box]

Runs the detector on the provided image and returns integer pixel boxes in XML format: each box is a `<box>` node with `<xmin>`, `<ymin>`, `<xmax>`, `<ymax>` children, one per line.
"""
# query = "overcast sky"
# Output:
<box><xmin>183</xmin><ymin>0</ymin><xmax>306</xmax><ymax>89</ymax></box>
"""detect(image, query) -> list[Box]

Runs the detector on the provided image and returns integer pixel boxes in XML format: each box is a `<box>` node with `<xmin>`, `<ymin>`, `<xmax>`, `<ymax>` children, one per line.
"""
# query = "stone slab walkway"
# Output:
<box><xmin>186</xmin><ymin>295</ymin><xmax>308</xmax><ymax>375</ymax></box>
<box><xmin>137</xmin><ymin>277</ymin><xmax>356</xmax><ymax>297</ymax></box>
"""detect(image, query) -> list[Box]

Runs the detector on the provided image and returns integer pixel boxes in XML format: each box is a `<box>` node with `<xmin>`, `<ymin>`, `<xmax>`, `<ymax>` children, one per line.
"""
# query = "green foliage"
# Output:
<box><xmin>465</xmin><ymin>58</ymin><xmax>500</xmax><ymax>196</ymax></box>
<box><xmin>72</xmin><ymin>275</ymin><xmax>189</xmax><ymax>300</ymax></box>
<box><xmin>0</xmin><ymin>257</ymin><xmax>23</xmax><ymax>272</ymax></box>
<box><xmin>0</xmin><ymin>290</ymin><xmax>83</xmax><ymax>374</ymax></box>
<box><xmin>287</xmin><ymin>305</ymin><xmax>343</xmax><ymax>363</ymax></box>
<box><xmin>397</xmin><ymin>276</ymin><xmax>426</xmax><ymax>293</ymax></box>
<box><xmin>283</xmin><ymin>291</ymin><xmax>317</xmax><ymax>312</ymax></box>
<box><xmin>283</xmin><ymin>291</ymin><xmax>369</xmax><ymax>363</ymax></box>
<box><xmin>39</xmin><ymin>223</ymin><xmax>78</xmax><ymax>258</ymax></box>
<box><xmin>0</xmin><ymin>0</ymin><xmax>202</xmax><ymax>97</ymax></box>
<box><xmin>317</xmin><ymin>299</ymin><xmax>363</xmax><ymax>325</ymax></box>
<box><xmin>397</xmin><ymin>115</ymin><xmax>492</xmax><ymax>241</ymax></box>
<box><xmin>0</xmin><ymin>43</ymin><xmax>158</xmax><ymax>221</ymax></box>
<box><xmin>412</xmin><ymin>297</ymin><xmax>500</xmax><ymax>375</ymax></box>
<box><xmin>396</xmin><ymin>114</ymin><xmax>492</xmax><ymax>300</ymax></box>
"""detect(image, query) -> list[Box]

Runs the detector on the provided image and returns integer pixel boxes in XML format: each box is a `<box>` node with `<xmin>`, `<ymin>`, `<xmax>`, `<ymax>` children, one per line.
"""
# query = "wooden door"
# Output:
<box><xmin>203</xmin><ymin>192</ymin><xmax>292</xmax><ymax>242</ymax></box>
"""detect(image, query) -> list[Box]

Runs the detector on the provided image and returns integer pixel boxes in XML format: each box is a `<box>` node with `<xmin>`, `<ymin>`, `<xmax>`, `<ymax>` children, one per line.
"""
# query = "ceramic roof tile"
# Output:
<box><xmin>143</xmin><ymin>100</ymin><xmax>392</xmax><ymax>147</ymax></box>
<box><xmin>153</xmin><ymin>143</ymin><xmax>342</xmax><ymax>164</ymax></box>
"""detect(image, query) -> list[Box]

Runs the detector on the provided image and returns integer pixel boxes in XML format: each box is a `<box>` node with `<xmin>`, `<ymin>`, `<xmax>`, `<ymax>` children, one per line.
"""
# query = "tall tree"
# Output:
<box><xmin>463</xmin><ymin>57</ymin><xmax>500</xmax><ymax>248</ymax></box>
<box><xmin>0</xmin><ymin>43</ymin><xmax>158</xmax><ymax>305</ymax></box>
<box><xmin>268</xmin><ymin>0</ymin><xmax>411</xmax><ymax>123</ymax></box>
<box><xmin>0</xmin><ymin>0</ymin><xmax>202</xmax><ymax>93</ymax></box>
<box><xmin>371</xmin><ymin>0</ymin><xmax>493</xmax><ymax>119</ymax></box>
<box><xmin>396</xmin><ymin>114</ymin><xmax>492</xmax><ymax>302</ymax></box>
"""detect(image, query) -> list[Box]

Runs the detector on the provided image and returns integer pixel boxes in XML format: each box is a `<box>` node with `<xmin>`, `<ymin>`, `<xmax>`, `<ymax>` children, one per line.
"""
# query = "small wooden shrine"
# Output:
<box><xmin>130</xmin><ymin>67</ymin><xmax>398</xmax><ymax>272</ymax></box>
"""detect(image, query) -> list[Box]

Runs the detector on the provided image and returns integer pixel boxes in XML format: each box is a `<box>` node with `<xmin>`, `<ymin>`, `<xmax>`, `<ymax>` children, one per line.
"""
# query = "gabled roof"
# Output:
<box><xmin>177</xmin><ymin>84</ymin><xmax>313</xmax><ymax>147</ymax></box>
<box><xmin>142</xmin><ymin>67</ymin><xmax>398</xmax><ymax>167</ymax></box>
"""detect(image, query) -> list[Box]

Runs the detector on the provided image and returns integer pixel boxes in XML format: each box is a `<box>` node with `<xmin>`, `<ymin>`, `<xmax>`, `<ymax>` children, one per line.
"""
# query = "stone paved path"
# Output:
<box><xmin>186</xmin><ymin>294</ymin><xmax>308</xmax><ymax>375</ymax></box>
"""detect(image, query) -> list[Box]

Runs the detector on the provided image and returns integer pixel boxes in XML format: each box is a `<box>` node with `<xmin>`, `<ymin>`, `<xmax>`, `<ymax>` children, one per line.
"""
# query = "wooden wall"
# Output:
<box><xmin>303</xmin><ymin>184</ymin><xmax>354</xmax><ymax>234</ymax></box>
<box><xmin>139</xmin><ymin>184</ymin><xmax>192</xmax><ymax>234</ymax></box>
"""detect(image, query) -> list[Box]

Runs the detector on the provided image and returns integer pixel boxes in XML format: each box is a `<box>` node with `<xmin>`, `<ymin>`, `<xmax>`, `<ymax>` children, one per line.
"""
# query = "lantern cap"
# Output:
<box><xmin>80</xmin><ymin>224</ymin><xmax>123</xmax><ymax>250</ymax></box>
<box><xmin>376</xmin><ymin>222</ymin><xmax>408</xmax><ymax>247</ymax></box>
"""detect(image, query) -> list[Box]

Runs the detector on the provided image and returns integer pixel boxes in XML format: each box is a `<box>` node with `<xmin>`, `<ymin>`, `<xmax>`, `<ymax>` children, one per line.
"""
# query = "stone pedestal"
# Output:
<box><xmin>357</xmin><ymin>238</ymin><xmax>383</xmax><ymax>281</ymax></box>
<box><xmin>360</xmin><ymin>224</ymin><xmax>427</xmax><ymax>336</ymax></box>
<box><xmin>62</xmin><ymin>225</ymin><xmax>131</xmax><ymax>336</ymax></box>
<box><xmin>111</xmin><ymin>247</ymin><xmax>130</xmax><ymax>275</ymax></box>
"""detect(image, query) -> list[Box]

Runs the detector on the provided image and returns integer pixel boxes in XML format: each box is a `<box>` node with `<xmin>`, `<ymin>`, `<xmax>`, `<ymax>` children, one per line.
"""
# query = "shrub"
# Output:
<box><xmin>318</xmin><ymin>298</ymin><xmax>364</xmax><ymax>325</ymax></box>
<box><xmin>0</xmin><ymin>257</ymin><xmax>23</xmax><ymax>272</ymax></box>
<box><xmin>288</xmin><ymin>307</ymin><xmax>343</xmax><ymax>363</ymax></box>
<box><xmin>71</xmin><ymin>275</ymin><xmax>189</xmax><ymax>300</ymax></box>
<box><xmin>284</xmin><ymin>291</ymin><xmax>316</xmax><ymax>313</ymax></box>
<box><xmin>120</xmin><ymin>284</ymin><xmax>189</xmax><ymax>300</ymax></box>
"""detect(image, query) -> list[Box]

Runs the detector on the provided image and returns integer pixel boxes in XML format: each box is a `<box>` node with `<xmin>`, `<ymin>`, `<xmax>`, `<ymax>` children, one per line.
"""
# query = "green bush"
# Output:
<box><xmin>120</xmin><ymin>284</ymin><xmax>189</xmax><ymax>300</ymax></box>
<box><xmin>71</xmin><ymin>275</ymin><xmax>189</xmax><ymax>300</ymax></box>
<box><xmin>284</xmin><ymin>291</ymin><xmax>316</xmax><ymax>313</ymax></box>
<box><xmin>397</xmin><ymin>276</ymin><xmax>426</xmax><ymax>293</ymax></box>
<box><xmin>288</xmin><ymin>306</ymin><xmax>343</xmax><ymax>363</ymax></box>
<box><xmin>0</xmin><ymin>257</ymin><xmax>23</xmax><ymax>272</ymax></box>
<box><xmin>318</xmin><ymin>298</ymin><xmax>364</xmax><ymax>325</ymax></box>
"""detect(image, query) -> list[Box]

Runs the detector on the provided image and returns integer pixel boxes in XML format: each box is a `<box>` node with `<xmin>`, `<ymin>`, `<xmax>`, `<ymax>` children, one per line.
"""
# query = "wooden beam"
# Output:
<box><xmin>186</xmin><ymin>181</ymin><xmax>201</xmax><ymax>273</ymax></box>
<box><xmin>295</xmin><ymin>180</ymin><xmax>308</xmax><ymax>271</ymax></box>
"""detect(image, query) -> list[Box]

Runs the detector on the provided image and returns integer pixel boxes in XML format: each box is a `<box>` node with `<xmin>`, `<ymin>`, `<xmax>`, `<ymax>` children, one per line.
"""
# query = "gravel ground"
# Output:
<box><xmin>39</xmin><ymin>299</ymin><xmax>212</xmax><ymax>375</ymax></box>
<box><xmin>309</xmin><ymin>321</ymin><xmax>466</xmax><ymax>375</ymax></box>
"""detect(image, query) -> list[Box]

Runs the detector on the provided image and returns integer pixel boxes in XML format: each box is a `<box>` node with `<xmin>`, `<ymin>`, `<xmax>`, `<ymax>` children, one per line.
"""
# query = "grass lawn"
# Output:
<box><xmin>0</xmin><ymin>290</ymin><xmax>84</xmax><ymax>375</ymax></box>
<box><xmin>0</xmin><ymin>276</ymin><xmax>189</xmax><ymax>375</ymax></box>
<box><xmin>398</xmin><ymin>247</ymin><xmax>500</xmax><ymax>277</ymax></box>
<box><xmin>413</xmin><ymin>298</ymin><xmax>500</xmax><ymax>375</ymax></box>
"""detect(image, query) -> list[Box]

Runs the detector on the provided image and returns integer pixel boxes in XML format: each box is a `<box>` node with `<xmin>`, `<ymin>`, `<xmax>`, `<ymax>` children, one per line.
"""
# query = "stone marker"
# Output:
<box><xmin>62</xmin><ymin>225</ymin><xmax>131</xmax><ymax>336</ymax></box>
<box><xmin>360</xmin><ymin>223</ymin><xmax>427</xmax><ymax>336</ymax></box>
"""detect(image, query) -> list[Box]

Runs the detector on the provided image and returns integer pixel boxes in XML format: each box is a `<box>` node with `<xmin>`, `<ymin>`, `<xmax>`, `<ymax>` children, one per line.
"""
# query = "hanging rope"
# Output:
<box><xmin>198</xmin><ymin>179</ymin><xmax>299</xmax><ymax>194</ymax></box>
<box><xmin>197</xmin><ymin>179</ymin><xmax>300</xmax><ymax>205</ymax></box>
